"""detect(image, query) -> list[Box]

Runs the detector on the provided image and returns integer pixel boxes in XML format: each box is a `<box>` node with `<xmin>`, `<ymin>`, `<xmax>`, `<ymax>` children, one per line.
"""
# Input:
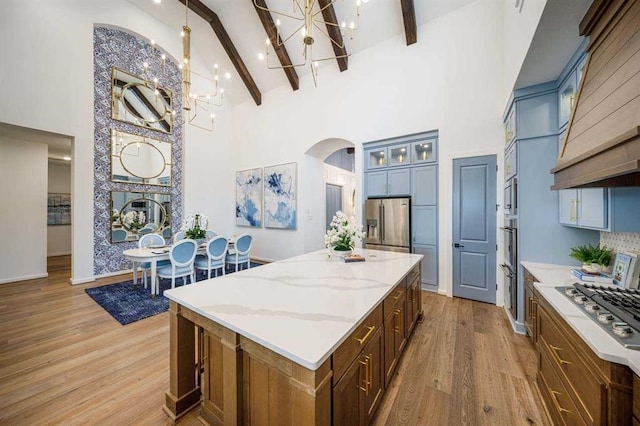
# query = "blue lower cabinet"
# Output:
<box><xmin>413</xmin><ymin>244</ymin><xmax>438</xmax><ymax>290</ymax></box>
<box><xmin>413</xmin><ymin>206</ymin><xmax>437</xmax><ymax>245</ymax></box>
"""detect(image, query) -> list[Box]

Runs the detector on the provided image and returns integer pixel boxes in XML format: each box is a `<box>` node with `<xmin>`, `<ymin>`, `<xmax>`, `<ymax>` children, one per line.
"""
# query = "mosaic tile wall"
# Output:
<box><xmin>600</xmin><ymin>232</ymin><xmax>640</xmax><ymax>255</ymax></box>
<box><xmin>93</xmin><ymin>26</ymin><xmax>183</xmax><ymax>275</ymax></box>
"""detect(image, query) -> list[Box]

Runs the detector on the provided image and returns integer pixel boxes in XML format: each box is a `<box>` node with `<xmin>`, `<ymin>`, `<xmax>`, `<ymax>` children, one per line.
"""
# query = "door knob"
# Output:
<box><xmin>453</xmin><ymin>243</ymin><xmax>464</xmax><ymax>248</ymax></box>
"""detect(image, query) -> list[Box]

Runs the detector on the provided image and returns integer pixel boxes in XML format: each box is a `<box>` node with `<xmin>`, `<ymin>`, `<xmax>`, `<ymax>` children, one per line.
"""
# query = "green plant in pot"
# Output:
<box><xmin>569</xmin><ymin>244</ymin><xmax>612</xmax><ymax>273</ymax></box>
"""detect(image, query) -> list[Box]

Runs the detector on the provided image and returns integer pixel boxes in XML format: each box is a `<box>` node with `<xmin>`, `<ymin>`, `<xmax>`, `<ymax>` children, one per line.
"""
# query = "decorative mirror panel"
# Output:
<box><xmin>110</xmin><ymin>191</ymin><xmax>171</xmax><ymax>243</ymax></box>
<box><xmin>111</xmin><ymin>67</ymin><xmax>173</xmax><ymax>134</ymax></box>
<box><xmin>111</xmin><ymin>130</ymin><xmax>171</xmax><ymax>186</ymax></box>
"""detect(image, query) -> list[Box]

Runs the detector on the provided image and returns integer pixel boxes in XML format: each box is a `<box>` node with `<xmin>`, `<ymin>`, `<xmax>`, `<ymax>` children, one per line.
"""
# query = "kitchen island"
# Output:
<box><xmin>163</xmin><ymin>249</ymin><xmax>423</xmax><ymax>425</ymax></box>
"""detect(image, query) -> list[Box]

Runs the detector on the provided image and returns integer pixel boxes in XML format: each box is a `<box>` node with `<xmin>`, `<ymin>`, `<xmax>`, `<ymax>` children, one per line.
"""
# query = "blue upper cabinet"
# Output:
<box><xmin>411</xmin><ymin>139</ymin><xmax>437</xmax><ymax>164</ymax></box>
<box><xmin>505</xmin><ymin>143</ymin><xmax>517</xmax><ymax>182</ymax></box>
<box><xmin>411</xmin><ymin>166</ymin><xmax>437</xmax><ymax>205</ymax></box>
<box><xmin>365</xmin><ymin>168</ymin><xmax>411</xmax><ymax>198</ymax></box>
<box><xmin>559</xmin><ymin>187</ymin><xmax>640</xmax><ymax>232</ymax></box>
<box><xmin>366</xmin><ymin>148</ymin><xmax>387</xmax><ymax>170</ymax></box>
<box><xmin>504</xmin><ymin>104</ymin><xmax>517</xmax><ymax>147</ymax></box>
<box><xmin>558</xmin><ymin>70</ymin><xmax>577</xmax><ymax>129</ymax></box>
<box><xmin>388</xmin><ymin>144</ymin><xmax>411</xmax><ymax>167</ymax></box>
<box><xmin>576</xmin><ymin>55</ymin><xmax>588</xmax><ymax>88</ymax></box>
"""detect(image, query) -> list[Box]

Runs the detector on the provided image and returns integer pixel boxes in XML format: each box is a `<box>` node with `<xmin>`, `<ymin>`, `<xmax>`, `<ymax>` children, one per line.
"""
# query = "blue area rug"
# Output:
<box><xmin>85</xmin><ymin>262</ymin><xmax>261</xmax><ymax>325</ymax></box>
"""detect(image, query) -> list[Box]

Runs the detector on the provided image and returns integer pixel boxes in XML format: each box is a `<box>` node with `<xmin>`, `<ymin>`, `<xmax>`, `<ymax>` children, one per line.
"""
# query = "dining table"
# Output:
<box><xmin>122</xmin><ymin>236</ymin><xmax>237</xmax><ymax>296</ymax></box>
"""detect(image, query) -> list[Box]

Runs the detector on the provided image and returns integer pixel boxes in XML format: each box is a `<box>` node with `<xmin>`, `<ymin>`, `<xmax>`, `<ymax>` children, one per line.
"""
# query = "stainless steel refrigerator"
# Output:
<box><xmin>364</xmin><ymin>197</ymin><xmax>411</xmax><ymax>253</ymax></box>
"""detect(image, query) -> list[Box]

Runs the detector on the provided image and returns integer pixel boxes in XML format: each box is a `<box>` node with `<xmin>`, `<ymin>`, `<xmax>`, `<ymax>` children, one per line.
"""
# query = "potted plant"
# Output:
<box><xmin>182</xmin><ymin>213</ymin><xmax>209</xmax><ymax>243</ymax></box>
<box><xmin>324</xmin><ymin>211</ymin><xmax>364</xmax><ymax>257</ymax></box>
<box><xmin>570</xmin><ymin>244</ymin><xmax>613</xmax><ymax>273</ymax></box>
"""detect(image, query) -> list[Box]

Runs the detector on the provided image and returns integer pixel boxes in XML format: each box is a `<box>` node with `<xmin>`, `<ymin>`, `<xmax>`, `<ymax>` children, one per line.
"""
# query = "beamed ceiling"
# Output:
<box><xmin>127</xmin><ymin>0</ymin><xmax>477</xmax><ymax>106</ymax></box>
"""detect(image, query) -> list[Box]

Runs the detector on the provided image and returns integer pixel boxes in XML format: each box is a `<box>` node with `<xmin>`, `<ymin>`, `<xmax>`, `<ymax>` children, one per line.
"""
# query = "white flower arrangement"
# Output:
<box><xmin>122</xmin><ymin>210</ymin><xmax>146</xmax><ymax>230</ymax></box>
<box><xmin>182</xmin><ymin>213</ymin><xmax>209</xmax><ymax>239</ymax></box>
<box><xmin>324</xmin><ymin>211</ymin><xmax>365</xmax><ymax>251</ymax></box>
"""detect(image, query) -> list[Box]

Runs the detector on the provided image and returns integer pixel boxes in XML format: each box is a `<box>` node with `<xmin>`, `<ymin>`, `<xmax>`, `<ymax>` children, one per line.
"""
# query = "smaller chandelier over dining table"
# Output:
<box><xmin>255</xmin><ymin>0</ymin><xmax>370</xmax><ymax>86</ymax></box>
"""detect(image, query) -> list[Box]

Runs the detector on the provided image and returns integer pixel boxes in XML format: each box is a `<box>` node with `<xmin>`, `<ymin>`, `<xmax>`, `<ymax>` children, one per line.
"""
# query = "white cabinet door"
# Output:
<box><xmin>578</xmin><ymin>188</ymin><xmax>607</xmax><ymax>229</ymax></box>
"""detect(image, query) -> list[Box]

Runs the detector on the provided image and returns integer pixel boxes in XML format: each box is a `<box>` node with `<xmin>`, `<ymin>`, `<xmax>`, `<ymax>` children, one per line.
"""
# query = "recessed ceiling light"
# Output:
<box><xmin>153</xmin><ymin>0</ymin><xmax>161</xmax><ymax>4</ymax></box>
<box><xmin>63</xmin><ymin>156</ymin><xmax>71</xmax><ymax>161</ymax></box>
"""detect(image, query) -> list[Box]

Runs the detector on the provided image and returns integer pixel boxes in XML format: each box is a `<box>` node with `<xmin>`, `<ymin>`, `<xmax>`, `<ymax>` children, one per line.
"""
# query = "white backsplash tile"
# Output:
<box><xmin>600</xmin><ymin>232</ymin><xmax>640</xmax><ymax>255</ymax></box>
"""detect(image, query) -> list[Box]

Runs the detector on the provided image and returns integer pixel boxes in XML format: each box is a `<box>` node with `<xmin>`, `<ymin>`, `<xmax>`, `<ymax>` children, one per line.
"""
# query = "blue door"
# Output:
<box><xmin>452</xmin><ymin>155</ymin><xmax>497</xmax><ymax>304</ymax></box>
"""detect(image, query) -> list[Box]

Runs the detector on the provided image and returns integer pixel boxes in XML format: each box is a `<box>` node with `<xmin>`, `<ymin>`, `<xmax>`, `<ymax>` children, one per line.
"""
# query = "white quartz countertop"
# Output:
<box><xmin>164</xmin><ymin>249</ymin><xmax>422</xmax><ymax>370</ymax></box>
<box><xmin>522</xmin><ymin>261</ymin><xmax>640</xmax><ymax>376</ymax></box>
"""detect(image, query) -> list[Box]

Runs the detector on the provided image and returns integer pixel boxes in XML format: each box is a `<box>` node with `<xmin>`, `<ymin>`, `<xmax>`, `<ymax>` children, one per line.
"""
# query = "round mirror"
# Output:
<box><xmin>120</xmin><ymin>82</ymin><xmax>169</xmax><ymax>124</ymax></box>
<box><xmin>119</xmin><ymin>197</ymin><xmax>167</xmax><ymax>234</ymax></box>
<box><xmin>119</xmin><ymin>141</ymin><xmax>167</xmax><ymax>179</ymax></box>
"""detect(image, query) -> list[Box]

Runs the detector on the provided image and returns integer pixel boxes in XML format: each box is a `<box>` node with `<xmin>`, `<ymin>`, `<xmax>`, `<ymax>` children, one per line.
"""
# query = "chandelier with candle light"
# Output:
<box><xmin>143</xmin><ymin>0</ymin><xmax>231</xmax><ymax>132</ymax></box>
<box><xmin>255</xmin><ymin>0</ymin><xmax>369</xmax><ymax>86</ymax></box>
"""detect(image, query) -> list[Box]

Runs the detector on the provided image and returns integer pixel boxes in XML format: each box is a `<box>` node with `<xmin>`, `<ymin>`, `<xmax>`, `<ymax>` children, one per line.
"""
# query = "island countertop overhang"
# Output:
<box><xmin>164</xmin><ymin>249</ymin><xmax>423</xmax><ymax>370</ymax></box>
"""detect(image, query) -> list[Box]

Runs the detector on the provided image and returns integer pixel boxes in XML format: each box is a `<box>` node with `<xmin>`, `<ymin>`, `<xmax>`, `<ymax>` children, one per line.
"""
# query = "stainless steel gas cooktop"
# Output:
<box><xmin>558</xmin><ymin>283</ymin><xmax>640</xmax><ymax>350</ymax></box>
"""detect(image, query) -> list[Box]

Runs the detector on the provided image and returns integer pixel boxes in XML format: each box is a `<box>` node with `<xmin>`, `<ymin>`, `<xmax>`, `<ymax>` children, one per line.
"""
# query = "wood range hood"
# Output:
<box><xmin>552</xmin><ymin>0</ymin><xmax>640</xmax><ymax>190</ymax></box>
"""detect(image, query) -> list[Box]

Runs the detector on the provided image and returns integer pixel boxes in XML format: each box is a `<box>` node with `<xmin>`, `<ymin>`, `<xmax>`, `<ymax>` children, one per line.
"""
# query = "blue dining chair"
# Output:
<box><xmin>173</xmin><ymin>230</ymin><xmax>186</xmax><ymax>243</ymax></box>
<box><xmin>136</xmin><ymin>233</ymin><xmax>170</xmax><ymax>290</ymax></box>
<box><xmin>112</xmin><ymin>229</ymin><xmax>127</xmax><ymax>243</ymax></box>
<box><xmin>156</xmin><ymin>239</ymin><xmax>198</xmax><ymax>292</ymax></box>
<box><xmin>162</xmin><ymin>226</ymin><xmax>172</xmax><ymax>239</ymax></box>
<box><xmin>225</xmin><ymin>234</ymin><xmax>252</xmax><ymax>272</ymax></box>
<box><xmin>195</xmin><ymin>236</ymin><xmax>229</xmax><ymax>279</ymax></box>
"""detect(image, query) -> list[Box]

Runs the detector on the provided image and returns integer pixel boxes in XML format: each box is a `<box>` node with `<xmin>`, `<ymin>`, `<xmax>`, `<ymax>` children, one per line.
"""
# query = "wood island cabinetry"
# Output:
<box><xmin>164</xmin><ymin>251</ymin><xmax>423</xmax><ymax>426</ymax></box>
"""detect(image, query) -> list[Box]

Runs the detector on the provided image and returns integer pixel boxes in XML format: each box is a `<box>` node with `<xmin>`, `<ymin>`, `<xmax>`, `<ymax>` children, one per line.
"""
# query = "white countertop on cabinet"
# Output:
<box><xmin>522</xmin><ymin>261</ymin><xmax>640</xmax><ymax>376</ymax></box>
<box><xmin>164</xmin><ymin>249</ymin><xmax>422</xmax><ymax>370</ymax></box>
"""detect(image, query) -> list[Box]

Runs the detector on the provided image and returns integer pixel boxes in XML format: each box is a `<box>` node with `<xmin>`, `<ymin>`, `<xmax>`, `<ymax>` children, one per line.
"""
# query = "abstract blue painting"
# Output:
<box><xmin>264</xmin><ymin>162</ymin><xmax>297</xmax><ymax>229</ymax></box>
<box><xmin>236</xmin><ymin>168</ymin><xmax>263</xmax><ymax>227</ymax></box>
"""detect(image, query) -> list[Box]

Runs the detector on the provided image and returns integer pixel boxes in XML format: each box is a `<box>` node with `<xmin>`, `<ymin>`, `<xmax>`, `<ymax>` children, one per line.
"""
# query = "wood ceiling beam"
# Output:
<box><xmin>252</xmin><ymin>0</ymin><xmax>300</xmax><ymax>91</ymax></box>
<box><xmin>178</xmin><ymin>0</ymin><xmax>262</xmax><ymax>106</ymax></box>
<box><xmin>400</xmin><ymin>0</ymin><xmax>417</xmax><ymax>45</ymax></box>
<box><xmin>317</xmin><ymin>0</ymin><xmax>348</xmax><ymax>72</ymax></box>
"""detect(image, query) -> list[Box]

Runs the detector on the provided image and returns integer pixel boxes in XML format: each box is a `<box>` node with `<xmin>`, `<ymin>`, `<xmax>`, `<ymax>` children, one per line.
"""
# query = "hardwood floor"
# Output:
<box><xmin>0</xmin><ymin>257</ymin><xmax>548</xmax><ymax>425</ymax></box>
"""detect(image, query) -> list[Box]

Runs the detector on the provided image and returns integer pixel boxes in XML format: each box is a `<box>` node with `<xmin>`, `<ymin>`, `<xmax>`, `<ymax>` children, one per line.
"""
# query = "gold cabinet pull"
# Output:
<box><xmin>393</xmin><ymin>309</ymin><xmax>401</xmax><ymax>333</ymax></box>
<box><xmin>357</xmin><ymin>355</ymin><xmax>371</xmax><ymax>395</ymax></box>
<box><xmin>354</xmin><ymin>326</ymin><xmax>375</xmax><ymax>345</ymax></box>
<box><xmin>550</xmin><ymin>345</ymin><xmax>572</xmax><ymax>365</ymax></box>
<box><xmin>357</xmin><ymin>356</ymin><xmax>370</xmax><ymax>395</ymax></box>
<box><xmin>368</xmin><ymin>353</ymin><xmax>373</xmax><ymax>391</ymax></box>
<box><xmin>392</xmin><ymin>289</ymin><xmax>403</xmax><ymax>300</ymax></box>
<box><xmin>550</xmin><ymin>390</ymin><xmax>572</xmax><ymax>414</ymax></box>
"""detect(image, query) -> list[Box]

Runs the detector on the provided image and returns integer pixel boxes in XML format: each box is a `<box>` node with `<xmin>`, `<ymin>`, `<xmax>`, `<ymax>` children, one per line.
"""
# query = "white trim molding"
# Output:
<box><xmin>0</xmin><ymin>273</ymin><xmax>49</xmax><ymax>285</ymax></box>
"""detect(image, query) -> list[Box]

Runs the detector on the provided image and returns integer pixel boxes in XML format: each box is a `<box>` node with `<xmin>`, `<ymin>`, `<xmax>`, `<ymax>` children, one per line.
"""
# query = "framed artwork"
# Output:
<box><xmin>235</xmin><ymin>168</ymin><xmax>263</xmax><ymax>227</ymax></box>
<box><xmin>264</xmin><ymin>162</ymin><xmax>297</xmax><ymax>229</ymax></box>
<box><xmin>47</xmin><ymin>193</ymin><xmax>71</xmax><ymax>225</ymax></box>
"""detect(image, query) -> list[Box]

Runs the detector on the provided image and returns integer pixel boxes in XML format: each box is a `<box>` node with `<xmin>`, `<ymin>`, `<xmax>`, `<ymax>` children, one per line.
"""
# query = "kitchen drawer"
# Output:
<box><xmin>538</xmin><ymin>343</ymin><xmax>586</xmax><ymax>426</ymax></box>
<box><xmin>405</xmin><ymin>265</ymin><xmax>420</xmax><ymax>287</ymax></box>
<box><xmin>383</xmin><ymin>284</ymin><xmax>405</xmax><ymax>318</ymax></box>
<box><xmin>538</xmin><ymin>305</ymin><xmax>604</xmax><ymax>424</ymax></box>
<box><xmin>333</xmin><ymin>305</ymin><xmax>383</xmax><ymax>384</ymax></box>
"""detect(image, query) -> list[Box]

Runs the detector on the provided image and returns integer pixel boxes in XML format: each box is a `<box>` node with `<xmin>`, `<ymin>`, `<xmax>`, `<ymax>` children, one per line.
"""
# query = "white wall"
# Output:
<box><xmin>502</xmin><ymin>0</ymin><xmax>547</xmax><ymax>103</ymax></box>
<box><xmin>231</xmin><ymin>0</ymin><xmax>506</xmax><ymax>299</ymax></box>
<box><xmin>0</xmin><ymin>0</ymin><xmax>234</xmax><ymax>283</ymax></box>
<box><xmin>48</xmin><ymin>161</ymin><xmax>72</xmax><ymax>257</ymax></box>
<box><xmin>0</xmin><ymin>138</ymin><xmax>48</xmax><ymax>284</ymax></box>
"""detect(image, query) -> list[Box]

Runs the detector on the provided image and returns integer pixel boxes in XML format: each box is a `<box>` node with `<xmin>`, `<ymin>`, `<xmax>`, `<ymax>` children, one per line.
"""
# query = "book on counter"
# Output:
<box><xmin>570</xmin><ymin>268</ymin><xmax>614</xmax><ymax>284</ymax></box>
<box><xmin>344</xmin><ymin>254</ymin><xmax>366</xmax><ymax>263</ymax></box>
<box><xmin>612</xmin><ymin>252</ymin><xmax>640</xmax><ymax>289</ymax></box>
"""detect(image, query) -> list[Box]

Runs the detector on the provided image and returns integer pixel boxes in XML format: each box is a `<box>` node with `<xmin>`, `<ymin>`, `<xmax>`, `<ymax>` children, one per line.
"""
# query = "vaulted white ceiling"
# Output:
<box><xmin>127</xmin><ymin>0</ymin><xmax>478</xmax><ymax>105</ymax></box>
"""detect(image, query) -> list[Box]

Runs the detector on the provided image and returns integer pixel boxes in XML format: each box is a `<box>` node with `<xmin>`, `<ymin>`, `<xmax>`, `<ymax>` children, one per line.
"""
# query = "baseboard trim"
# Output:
<box><xmin>70</xmin><ymin>276</ymin><xmax>96</xmax><ymax>285</ymax></box>
<box><xmin>48</xmin><ymin>252</ymin><xmax>71</xmax><ymax>257</ymax></box>
<box><xmin>504</xmin><ymin>306</ymin><xmax>526</xmax><ymax>335</ymax></box>
<box><xmin>0</xmin><ymin>273</ymin><xmax>49</xmax><ymax>285</ymax></box>
<box><xmin>437</xmin><ymin>288</ymin><xmax>448</xmax><ymax>296</ymax></box>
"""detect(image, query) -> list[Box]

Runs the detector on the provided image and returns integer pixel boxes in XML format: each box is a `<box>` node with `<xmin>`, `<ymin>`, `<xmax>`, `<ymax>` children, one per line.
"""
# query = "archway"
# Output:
<box><xmin>303</xmin><ymin>138</ymin><xmax>356</xmax><ymax>254</ymax></box>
